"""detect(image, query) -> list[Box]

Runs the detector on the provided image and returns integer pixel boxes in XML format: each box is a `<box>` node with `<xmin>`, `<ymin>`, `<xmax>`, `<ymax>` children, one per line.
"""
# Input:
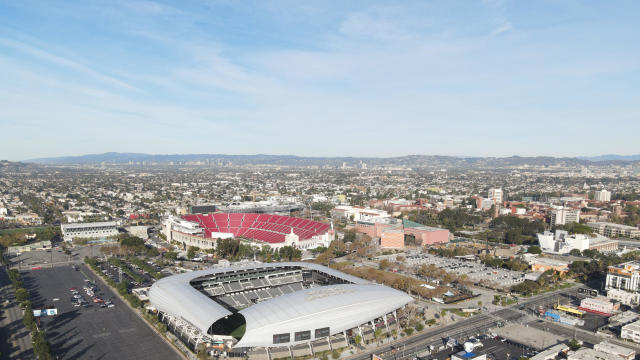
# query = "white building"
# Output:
<box><xmin>162</xmin><ymin>215</ymin><xmax>204</xmax><ymax>239</ymax></box>
<box><xmin>607</xmin><ymin>289</ymin><xmax>640</xmax><ymax>307</ymax></box>
<box><xmin>536</xmin><ymin>230</ymin><xmax>589</xmax><ymax>254</ymax></box>
<box><xmin>568</xmin><ymin>347</ymin><xmax>629</xmax><ymax>360</ymax></box>
<box><xmin>488</xmin><ymin>188</ymin><xmax>503</xmax><ymax>205</ymax></box>
<box><xmin>578</xmin><ymin>297</ymin><xmax>619</xmax><ymax>316</ymax></box>
<box><xmin>594</xmin><ymin>190</ymin><xmax>612</xmax><ymax>202</ymax></box>
<box><xmin>550</xmin><ymin>207</ymin><xmax>580</xmax><ymax>226</ymax></box>
<box><xmin>161</xmin><ymin>215</ymin><xmax>215</xmax><ymax>250</ymax></box>
<box><xmin>331</xmin><ymin>206</ymin><xmax>391</xmax><ymax>223</ymax></box>
<box><xmin>606</xmin><ymin>261</ymin><xmax>640</xmax><ymax>305</ymax></box>
<box><xmin>61</xmin><ymin>221</ymin><xmax>118</xmax><ymax>242</ymax></box>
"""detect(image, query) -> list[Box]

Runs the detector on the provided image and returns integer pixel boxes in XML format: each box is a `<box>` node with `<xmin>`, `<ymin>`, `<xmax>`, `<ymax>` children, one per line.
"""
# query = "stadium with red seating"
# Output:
<box><xmin>178</xmin><ymin>213</ymin><xmax>332</xmax><ymax>249</ymax></box>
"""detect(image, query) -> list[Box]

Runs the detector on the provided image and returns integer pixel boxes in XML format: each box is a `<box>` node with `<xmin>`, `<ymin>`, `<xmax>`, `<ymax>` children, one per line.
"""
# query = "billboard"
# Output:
<box><xmin>33</xmin><ymin>308</ymin><xmax>57</xmax><ymax>316</ymax></box>
<box><xmin>46</xmin><ymin>309</ymin><xmax>58</xmax><ymax>316</ymax></box>
<box><xmin>190</xmin><ymin>205</ymin><xmax>217</xmax><ymax>214</ymax></box>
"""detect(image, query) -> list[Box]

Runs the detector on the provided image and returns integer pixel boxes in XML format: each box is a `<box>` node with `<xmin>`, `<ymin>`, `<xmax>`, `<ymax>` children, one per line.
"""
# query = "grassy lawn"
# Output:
<box><xmin>230</xmin><ymin>323</ymin><xmax>246</xmax><ymax>339</ymax></box>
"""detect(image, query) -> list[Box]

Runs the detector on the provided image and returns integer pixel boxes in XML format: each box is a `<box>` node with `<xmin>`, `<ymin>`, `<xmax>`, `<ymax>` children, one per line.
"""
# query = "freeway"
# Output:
<box><xmin>346</xmin><ymin>285</ymin><xmax>581</xmax><ymax>360</ymax></box>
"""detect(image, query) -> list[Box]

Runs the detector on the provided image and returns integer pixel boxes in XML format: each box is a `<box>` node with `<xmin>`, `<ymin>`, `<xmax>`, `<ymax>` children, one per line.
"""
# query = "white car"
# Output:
<box><xmin>52</xmin><ymin>298</ymin><xmax>60</xmax><ymax>301</ymax></box>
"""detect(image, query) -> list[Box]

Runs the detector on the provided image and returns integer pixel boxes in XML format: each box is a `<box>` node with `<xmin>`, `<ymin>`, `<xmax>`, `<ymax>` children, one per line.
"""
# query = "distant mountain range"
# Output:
<box><xmin>578</xmin><ymin>154</ymin><xmax>640</xmax><ymax>161</ymax></box>
<box><xmin>21</xmin><ymin>152</ymin><xmax>640</xmax><ymax>169</ymax></box>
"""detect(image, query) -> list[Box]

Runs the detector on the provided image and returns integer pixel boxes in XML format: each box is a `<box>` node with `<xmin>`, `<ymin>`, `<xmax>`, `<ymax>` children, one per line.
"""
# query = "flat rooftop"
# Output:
<box><xmin>61</xmin><ymin>221</ymin><xmax>117</xmax><ymax>229</ymax></box>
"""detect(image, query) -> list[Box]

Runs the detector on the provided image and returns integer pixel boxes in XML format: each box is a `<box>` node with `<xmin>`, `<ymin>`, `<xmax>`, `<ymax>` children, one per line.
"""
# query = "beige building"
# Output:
<box><xmin>593</xmin><ymin>341</ymin><xmax>634</xmax><ymax>360</ymax></box>
<box><xmin>622</xmin><ymin>320</ymin><xmax>640</xmax><ymax>343</ymax></box>
<box><xmin>588</xmin><ymin>238</ymin><xmax>619</xmax><ymax>253</ymax></box>
<box><xmin>550</xmin><ymin>207</ymin><xmax>580</xmax><ymax>226</ymax></box>
<box><xmin>588</xmin><ymin>222</ymin><xmax>640</xmax><ymax>239</ymax></box>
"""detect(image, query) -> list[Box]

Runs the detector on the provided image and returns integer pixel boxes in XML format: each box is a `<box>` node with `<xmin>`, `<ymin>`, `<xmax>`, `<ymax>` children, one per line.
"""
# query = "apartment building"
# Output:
<box><xmin>588</xmin><ymin>222</ymin><xmax>640</xmax><ymax>239</ymax></box>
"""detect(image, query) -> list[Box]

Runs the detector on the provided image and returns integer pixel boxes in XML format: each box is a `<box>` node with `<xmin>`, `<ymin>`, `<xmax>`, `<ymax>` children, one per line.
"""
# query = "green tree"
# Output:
<box><xmin>23</xmin><ymin>303</ymin><xmax>35</xmax><ymax>330</ymax></box>
<box><xmin>569</xmin><ymin>249</ymin><xmax>582</xmax><ymax>257</ymax></box>
<box><xmin>374</xmin><ymin>328</ymin><xmax>382</xmax><ymax>343</ymax></box>
<box><xmin>164</xmin><ymin>251</ymin><xmax>178</xmax><ymax>260</ymax></box>
<box><xmin>568</xmin><ymin>339</ymin><xmax>581</xmax><ymax>351</ymax></box>
<box><xmin>527</xmin><ymin>246</ymin><xmax>542</xmax><ymax>254</ymax></box>
<box><xmin>187</xmin><ymin>246</ymin><xmax>198</xmax><ymax>259</ymax></box>
<box><xmin>32</xmin><ymin>330</ymin><xmax>52</xmax><ymax>360</ymax></box>
<box><xmin>146</xmin><ymin>247</ymin><xmax>160</xmax><ymax>257</ymax></box>
<box><xmin>15</xmin><ymin>288</ymin><xmax>29</xmax><ymax>303</ymax></box>
<box><xmin>354</xmin><ymin>335</ymin><xmax>362</xmax><ymax>347</ymax></box>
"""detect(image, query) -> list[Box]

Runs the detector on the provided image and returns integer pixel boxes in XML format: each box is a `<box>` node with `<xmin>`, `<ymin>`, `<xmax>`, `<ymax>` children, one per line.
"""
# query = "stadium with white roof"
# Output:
<box><xmin>148</xmin><ymin>262</ymin><xmax>412</xmax><ymax>357</ymax></box>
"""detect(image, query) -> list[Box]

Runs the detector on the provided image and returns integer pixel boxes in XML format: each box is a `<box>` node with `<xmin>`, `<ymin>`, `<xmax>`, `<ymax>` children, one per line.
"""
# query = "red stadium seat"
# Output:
<box><xmin>181</xmin><ymin>213</ymin><xmax>328</xmax><ymax>243</ymax></box>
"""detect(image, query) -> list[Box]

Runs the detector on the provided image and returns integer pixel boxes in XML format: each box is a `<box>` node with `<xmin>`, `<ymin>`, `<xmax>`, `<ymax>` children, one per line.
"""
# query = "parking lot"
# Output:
<box><xmin>8</xmin><ymin>244</ymin><xmax>110</xmax><ymax>269</ymax></box>
<box><xmin>405</xmin><ymin>254</ymin><xmax>526</xmax><ymax>289</ymax></box>
<box><xmin>21</xmin><ymin>264</ymin><xmax>181</xmax><ymax>360</ymax></box>
<box><xmin>96</xmin><ymin>259</ymin><xmax>156</xmax><ymax>289</ymax></box>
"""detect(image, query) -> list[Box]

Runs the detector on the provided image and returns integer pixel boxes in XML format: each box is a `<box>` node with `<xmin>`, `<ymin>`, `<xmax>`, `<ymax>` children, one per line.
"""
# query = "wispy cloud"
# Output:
<box><xmin>0</xmin><ymin>37</ymin><xmax>138</xmax><ymax>91</ymax></box>
<box><xmin>123</xmin><ymin>0</ymin><xmax>181</xmax><ymax>15</ymax></box>
<box><xmin>0</xmin><ymin>1</ymin><xmax>638</xmax><ymax>159</ymax></box>
<box><xmin>483</xmin><ymin>0</ymin><xmax>513</xmax><ymax>36</ymax></box>
<box><xmin>491</xmin><ymin>23</ymin><xmax>513</xmax><ymax>35</ymax></box>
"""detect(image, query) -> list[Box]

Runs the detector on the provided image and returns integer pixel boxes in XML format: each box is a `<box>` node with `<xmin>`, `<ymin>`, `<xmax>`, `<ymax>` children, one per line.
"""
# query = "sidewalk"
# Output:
<box><xmin>0</xmin><ymin>266</ymin><xmax>34</xmax><ymax>360</ymax></box>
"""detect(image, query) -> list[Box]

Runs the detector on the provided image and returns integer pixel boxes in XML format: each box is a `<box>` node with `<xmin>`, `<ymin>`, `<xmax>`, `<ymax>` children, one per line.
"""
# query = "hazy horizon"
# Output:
<box><xmin>16</xmin><ymin>151</ymin><xmax>640</xmax><ymax>163</ymax></box>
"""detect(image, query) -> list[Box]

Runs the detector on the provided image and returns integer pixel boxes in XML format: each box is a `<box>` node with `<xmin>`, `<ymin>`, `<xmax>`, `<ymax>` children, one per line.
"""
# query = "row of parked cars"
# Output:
<box><xmin>70</xmin><ymin>279</ymin><xmax>115</xmax><ymax>309</ymax></box>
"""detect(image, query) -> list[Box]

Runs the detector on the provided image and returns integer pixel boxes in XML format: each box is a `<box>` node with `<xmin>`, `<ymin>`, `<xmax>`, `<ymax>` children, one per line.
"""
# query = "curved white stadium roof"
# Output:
<box><xmin>236</xmin><ymin>283</ymin><xmax>412</xmax><ymax>347</ymax></box>
<box><xmin>148</xmin><ymin>262</ymin><xmax>412</xmax><ymax>347</ymax></box>
<box><xmin>148</xmin><ymin>269</ymin><xmax>233</xmax><ymax>332</ymax></box>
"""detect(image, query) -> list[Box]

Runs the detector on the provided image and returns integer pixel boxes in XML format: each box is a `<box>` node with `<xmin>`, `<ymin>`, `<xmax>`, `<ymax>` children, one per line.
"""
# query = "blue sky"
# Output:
<box><xmin>1</xmin><ymin>1</ymin><xmax>638</xmax><ymax>161</ymax></box>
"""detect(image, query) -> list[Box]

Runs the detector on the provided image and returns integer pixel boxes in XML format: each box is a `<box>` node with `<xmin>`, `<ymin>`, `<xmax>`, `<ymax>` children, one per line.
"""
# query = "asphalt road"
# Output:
<box><xmin>0</xmin><ymin>266</ymin><xmax>34</xmax><ymax>360</ymax></box>
<box><xmin>20</xmin><ymin>264</ymin><xmax>182</xmax><ymax>360</ymax></box>
<box><xmin>346</xmin><ymin>285</ymin><xmax>582</xmax><ymax>360</ymax></box>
